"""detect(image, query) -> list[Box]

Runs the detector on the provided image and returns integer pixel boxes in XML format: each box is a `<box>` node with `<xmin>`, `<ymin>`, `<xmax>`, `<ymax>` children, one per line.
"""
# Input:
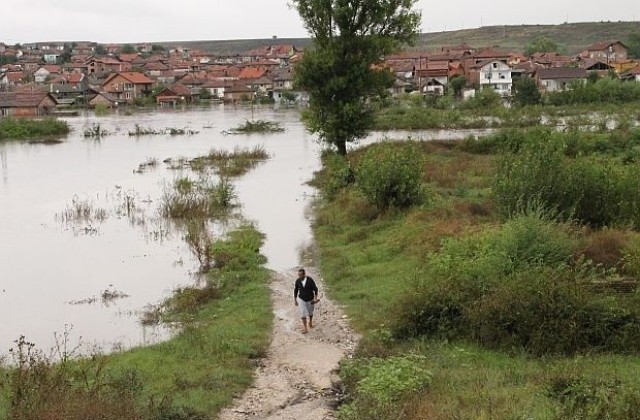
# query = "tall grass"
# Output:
<box><xmin>0</xmin><ymin>118</ymin><xmax>70</xmax><ymax>141</ymax></box>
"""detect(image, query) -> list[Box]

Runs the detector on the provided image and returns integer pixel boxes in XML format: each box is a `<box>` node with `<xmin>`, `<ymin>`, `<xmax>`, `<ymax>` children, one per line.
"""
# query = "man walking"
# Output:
<box><xmin>294</xmin><ymin>268</ymin><xmax>319</xmax><ymax>334</ymax></box>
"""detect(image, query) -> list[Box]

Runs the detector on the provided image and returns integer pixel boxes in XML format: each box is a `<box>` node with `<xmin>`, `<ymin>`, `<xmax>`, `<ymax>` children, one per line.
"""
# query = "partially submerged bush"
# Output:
<box><xmin>160</xmin><ymin>176</ymin><xmax>237</xmax><ymax>219</ymax></box>
<box><xmin>0</xmin><ymin>118</ymin><xmax>70</xmax><ymax>141</ymax></box>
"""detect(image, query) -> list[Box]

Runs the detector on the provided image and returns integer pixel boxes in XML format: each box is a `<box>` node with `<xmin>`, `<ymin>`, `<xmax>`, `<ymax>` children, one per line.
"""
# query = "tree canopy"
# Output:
<box><xmin>292</xmin><ymin>0</ymin><xmax>421</xmax><ymax>155</ymax></box>
<box><xmin>524</xmin><ymin>35</ymin><xmax>559</xmax><ymax>57</ymax></box>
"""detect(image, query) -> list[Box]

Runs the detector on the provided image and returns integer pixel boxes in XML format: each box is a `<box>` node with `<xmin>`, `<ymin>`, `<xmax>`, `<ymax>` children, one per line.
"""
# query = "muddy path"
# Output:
<box><xmin>218</xmin><ymin>268</ymin><xmax>359</xmax><ymax>419</ymax></box>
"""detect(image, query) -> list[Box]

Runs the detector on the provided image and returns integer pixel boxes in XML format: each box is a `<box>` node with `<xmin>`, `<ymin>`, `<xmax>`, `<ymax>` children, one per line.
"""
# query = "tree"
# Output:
<box><xmin>448</xmin><ymin>75</ymin><xmax>467</xmax><ymax>98</ymax></box>
<box><xmin>513</xmin><ymin>77</ymin><xmax>541</xmax><ymax>106</ymax></box>
<box><xmin>524</xmin><ymin>35</ymin><xmax>558</xmax><ymax>57</ymax></box>
<box><xmin>292</xmin><ymin>0</ymin><xmax>421</xmax><ymax>155</ymax></box>
<box><xmin>151</xmin><ymin>44</ymin><xmax>165</xmax><ymax>52</ymax></box>
<box><xmin>121</xmin><ymin>44</ymin><xmax>136</xmax><ymax>54</ymax></box>
<box><xmin>627</xmin><ymin>33</ymin><xmax>640</xmax><ymax>59</ymax></box>
<box><xmin>94</xmin><ymin>44</ymin><xmax>107</xmax><ymax>56</ymax></box>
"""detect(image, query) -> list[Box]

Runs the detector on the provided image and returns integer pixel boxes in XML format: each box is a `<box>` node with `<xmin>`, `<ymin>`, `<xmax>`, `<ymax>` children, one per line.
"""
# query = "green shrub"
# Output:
<box><xmin>316</xmin><ymin>150</ymin><xmax>355</xmax><ymax>199</ymax></box>
<box><xmin>392</xmin><ymin>213</ymin><xmax>640</xmax><ymax>355</ymax></box>
<box><xmin>355</xmin><ymin>141</ymin><xmax>424</xmax><ymax>211</ymax></box>
<box><xmin>0</xmin><ymin>118</ymin><xmax>70</xmax><ymax>140</ymax></box>
<box><xmin>546</xmin><ymin>375</ymin><xmax>640</xmax><ymax>419</ymax></box>
<box><xmin>338</xmin><ymin>355</ymin><xmax>432</xmax><ymax>420</ymax></box>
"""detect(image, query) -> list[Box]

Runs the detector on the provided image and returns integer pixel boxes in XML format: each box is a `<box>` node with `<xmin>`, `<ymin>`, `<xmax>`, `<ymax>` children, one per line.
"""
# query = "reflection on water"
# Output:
<box><xmin>0</xmin><ymin>105</ymin><xmax>320</xmax><ymax>354</ymax></box>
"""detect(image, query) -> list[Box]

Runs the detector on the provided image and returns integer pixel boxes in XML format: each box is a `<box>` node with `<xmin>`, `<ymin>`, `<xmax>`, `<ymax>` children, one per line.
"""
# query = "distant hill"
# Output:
<box><xmin>159</xmin><ymin>21</ymin><xmax>639</xmax><ymax>56</ymax></box>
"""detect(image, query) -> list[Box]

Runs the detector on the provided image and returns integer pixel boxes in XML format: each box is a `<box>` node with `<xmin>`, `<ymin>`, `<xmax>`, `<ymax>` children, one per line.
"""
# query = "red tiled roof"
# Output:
<box><xmin>118</xmin><ymin>72</ymin><xmax>154</xmax><ymax>84</ymax></box>
<box><xmin>66</xmin><ymin>73</ymin><xmax>85</xmax><ymax>84</ymax></box>
<box><xmin>0</xmin><ymin>91</ymin><xmax>56</xmax><ymax>107</ymax></box>
<box><xmin>586</xmin><ymin>40</ymin><xmax>626</xmax><ymax>51</ymax></box>
<box><xmin>536</xmin><ymin>67</ymin><xmax>588</xmax><ymax>79</ymax></box>
<box><xmin>237</xmin><ymin>67</ymin><xmax>267</xmax><ymax>79</ymax></box>
<box><xmin>43</xmin><ymin>65</ymin><xmax>62</xmax><ymax>73</ymax></box>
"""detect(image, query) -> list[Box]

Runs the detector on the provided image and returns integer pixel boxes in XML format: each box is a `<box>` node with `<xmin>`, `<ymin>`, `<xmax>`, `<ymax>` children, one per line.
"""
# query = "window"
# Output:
<box><xmin>125</xmin><ymin>92</ymin><xmax>132</xmax><ymax>99</ymax></box>
<box><xmin>123</xmin><ymin>83</ymin><xmax>134</xmax><ymax>91</ymax></box>
<box><xmin>492</xmin><ymin>62</ymin><xmax>498</xmax><ymax>69</ymax></box>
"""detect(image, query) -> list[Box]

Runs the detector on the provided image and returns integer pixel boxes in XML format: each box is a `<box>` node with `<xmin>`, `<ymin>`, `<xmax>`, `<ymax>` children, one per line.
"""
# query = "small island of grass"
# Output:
<box><xmin>0</xmin><ymin>118</ymin><xmax>70</xmax><ymax>141</ymax></box>
<box><xmin>223</xmin><ymin>119</ymin><xmax>285</xmax><ymax>135</ymax></box>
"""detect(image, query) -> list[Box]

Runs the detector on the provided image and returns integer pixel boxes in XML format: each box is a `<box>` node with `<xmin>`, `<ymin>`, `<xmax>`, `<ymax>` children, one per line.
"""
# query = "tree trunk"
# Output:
<box><xmin>336</xmin><ymin>140</ymin><xmax>347</xmax><ymax>156</ymax></box>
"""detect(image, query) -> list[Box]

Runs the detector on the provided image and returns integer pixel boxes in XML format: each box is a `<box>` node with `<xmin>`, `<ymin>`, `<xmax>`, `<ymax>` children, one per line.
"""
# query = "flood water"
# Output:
<box><xmin>0</xmin><ymin>105</ymin><xmax>482</xmax><ymax>356</ymax></box>
<box><xmin>0</xmin><ymin>105</ymin><xmax>321</xmax><ymax>355</ymax></box>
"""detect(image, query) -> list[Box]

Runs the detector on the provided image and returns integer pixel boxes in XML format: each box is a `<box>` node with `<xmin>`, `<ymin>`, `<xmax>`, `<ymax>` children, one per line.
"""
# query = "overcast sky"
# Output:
<box><xmin>2</xmin><ymin>0</ymin><xmax>639</xmax><ymax>44</ymax></box>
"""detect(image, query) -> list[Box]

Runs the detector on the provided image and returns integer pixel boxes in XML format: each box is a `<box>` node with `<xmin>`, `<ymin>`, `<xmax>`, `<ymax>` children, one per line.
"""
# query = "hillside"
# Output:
<box><xmin>159</xmin><ymin>21</ymin><xmax>639</xmax><ymax>55</ymax></box>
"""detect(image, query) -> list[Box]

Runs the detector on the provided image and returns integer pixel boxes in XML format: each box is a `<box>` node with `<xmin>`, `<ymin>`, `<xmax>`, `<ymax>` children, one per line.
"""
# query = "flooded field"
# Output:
<box><xmin>0</xmin><ymin>105</ymin><xmax>483</xmax><ymax>355</ymax></box>
<box><xmin>0</xmin><ymin>105</ymin><xmax>320</xmax><ymax>354</ymax></box>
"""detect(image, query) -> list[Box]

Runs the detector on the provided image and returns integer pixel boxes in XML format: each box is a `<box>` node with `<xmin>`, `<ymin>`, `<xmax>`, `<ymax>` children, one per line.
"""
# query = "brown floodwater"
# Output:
<box><xmin>0</xmin><ymin>105</ymin><xmax>483</xmax><ymax>356</ymax></box>
<box><xmin>0</xmin><ymin>105</ymin><xmax>321</xmax><ymax>355</ymax></box>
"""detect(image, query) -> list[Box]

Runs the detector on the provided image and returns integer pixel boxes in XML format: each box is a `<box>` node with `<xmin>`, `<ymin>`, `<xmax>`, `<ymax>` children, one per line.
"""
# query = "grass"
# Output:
<box><xmin>0</xmin><ymin>118</ymin><xmax>70</xmax><ymax>141</ymax></box>
<box><xmin>224</xmin><ymin>120</ymin><xmax>284</xmax><ymax>134</ymax></box>
<box><xmin>187</xmin><ymin>146</ymin><xmax>269</xmax><ymax>177</ymax></box>
<box><xmin>311</xmin><ymin>136</ymin><xmax>640</xmax><ymax>419</ymax></box>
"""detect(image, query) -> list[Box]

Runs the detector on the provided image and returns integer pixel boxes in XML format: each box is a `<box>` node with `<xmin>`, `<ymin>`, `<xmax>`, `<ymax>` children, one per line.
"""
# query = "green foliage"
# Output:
<box><xmin>546</xmin><ymin>77</ymin><xmax>640</xmax><ymax>105</ymax></box>
<box><xmin>0</xmin><ymin>118</ymin><xmax>70</xmax><ymax>141</ymax></box>
<box><xmin>524</xmin><ymin>35</ymin><xmax>559</xmax><ymax>56</ymax></box>
<box><xmin>292</xmin><ymin>0</ymin><xmax>421</xmax><ymax>155</ymax></box>
<box><xmin>338</xmin><ymin>355</ymin><xmax>432</xmax><ymax>419</ymax></box>
<box><xmin>355</xmin><ymin>141</ymin><xmax>424</xmax><ymax>211</ymax></box>
<box><xmin>314</xmin><ymin>150</ymin><xmax>355</xmax><ymax>199</ymax></box>
<box><xmin>392</xmin><ymin>212</ymin><xmax>640</xmax><ymax>356</ymax></box>
<box><xmin>546</xmin><ymin>375</ymin><xmax>640</xmax><ymax>419</ymax></box>
<box><xmin>0</xmin><ymin>55</ymin><xmax>18</xmax><ymax>65</ymax></box>
<box><xmin>160</xmin><ymin>175</ymin><xmax>237</xmax><ymax>219</ymax></box>
<box><xmin>494</xmin><ymin>130</ymin><xmax>640</xmax><ymax>227</ymax></box>
<box><xmin>120</xmin><ymin>44</ymin><xmax>136</xmax><ymax>54</ymax></box>
<box><xmin>94</xmin><ymin>44</ymin><xmax>107</xmax><ymax>56</ymax></box>
<box><xmin>448</xmin><ymin>75</ymin><xmax>467</xmax><ymax>98</ymax></box>
<box><xmin>627</xmin><ymin>32</ymin><xmax>640</xmax><ymax>59</ymax></box>
<box><xmin>462</xmin><ymin>87</ymin><xmax>503</xmax><ymax>109</ymax></box>
<box><xmin>513</xmin><ymin>77</ymin><xmax>542</xmax><ymax>106</ymax></box>
<box><xmin>227</xmin><ymin>119</ymin><xmax>284</xmax><ymax>133</ymax></box>
<box><xmin>151</xmin><ymin>44</ymin><xmax>165</xmax><ymax>52</ymax></box>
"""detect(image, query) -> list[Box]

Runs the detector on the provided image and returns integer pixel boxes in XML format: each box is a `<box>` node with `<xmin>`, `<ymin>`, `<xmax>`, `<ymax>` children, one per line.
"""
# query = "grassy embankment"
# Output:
<box><xmin>0</xmin><ymin>147</ymin><xmax>272</xmax><ymax>419</ymax></box>
<box><xmin>0</xmin><ymin>118</ymin><xmax>70</xmax><ymax>142</ymax></box>
<box><xmin>311</xmin><ymin>125</ymin><xmax>640</xmax><ymax>419</ymax></box>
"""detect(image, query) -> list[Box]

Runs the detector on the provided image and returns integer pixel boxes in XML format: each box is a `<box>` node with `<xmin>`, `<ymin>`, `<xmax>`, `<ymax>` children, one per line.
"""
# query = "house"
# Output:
<box><xmin>223</xmin><ymin>83</ymin><xmax>255</xmax><ymax>102</ymax></box>
<box><xmin>0</xmin><ymin>71</ymin><xmax>25</xmax><ymax>87</ymax></box>
<box><xmin>155</xmin><ymin>84</ymin><xmax>194</xmax><ymax>106</ymax></box>
<box><xmin>535</xmin><ymin>67</ymin><xmax>588</xmax><ymax>92</ymax></box>
<box><xmin>34</xmin><ymin>65</ymin><xmax>62</xmax><ymax>84</ymax></box>
<box><xmin>86</xmin><ymin>57</ymin><xmax>126</xmax><ymax>74</ymax></box>
<box><xmin>471</xmin><ymin>59</ymin><xmax>512</xmax><ymax>96</ymax></box>
<box><xmin>201</xmin><ymin>79</ymin><xmax>228</xmax><ymax>99</ymax></box>
<box><xmin>422</xmin><ymin>78</ymin><xmax>446</xmax><ymax>95</ymax></box>
<box><xmin>583</xmin><ymin>41</ymin><xmax>628</xmax><ymax>63</ymax></box>
<box><xmin>271</xmin><ymin>67</ymin><xmax>295</xmax><ymax>91</ymax></box>
<box><xmin>101</xmin><ymin>72</ymin><xmax>154</xmax><ymax>102</ymax></box>
<box><xmin>0</xmin><ymin>91</ymin><xmax>57</xmax><ymax>117</ymax></box>
<box><xmin>88</xmin><ymin>91</ymin><xmax>119</xmax><ymax>108</ymax></box>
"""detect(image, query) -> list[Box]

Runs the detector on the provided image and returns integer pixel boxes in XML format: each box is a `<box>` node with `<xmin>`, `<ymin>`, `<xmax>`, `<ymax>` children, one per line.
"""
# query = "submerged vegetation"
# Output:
<box><xmin>0</xmin><ymin>118</ymin><xmax>70</xmax><ymax>141</ymax></box>
<box><xmin>311</xmin><ymin>126</ymin><xmax>640</xmax><ymax>419</ymax></box>
<box><xmin>82</xmin><ymin>123</ymin><xmax>109</xmax><ymax>138</ymax></box>
<box><xmin>223</xmin><ymin>119</ymin><xmax>284</xmax><ymax>134</ymax></box>
<box><xmin>128</xmin><ymin>124</ymin><xmax>199</xmax><ymax>136</ymax></box>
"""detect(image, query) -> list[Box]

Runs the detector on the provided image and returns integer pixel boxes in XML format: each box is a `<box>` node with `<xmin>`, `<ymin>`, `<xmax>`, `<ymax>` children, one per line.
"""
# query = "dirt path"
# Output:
<box><xmin>218</xmin><ymin>268</ymin><xmax>359</xmax><ymax>420</ymax></box>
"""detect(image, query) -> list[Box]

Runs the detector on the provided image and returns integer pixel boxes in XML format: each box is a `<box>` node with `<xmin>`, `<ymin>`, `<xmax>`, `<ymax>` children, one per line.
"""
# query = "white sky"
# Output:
<box><xmin>2</xmin><ymin>0</ymin><xmax>639</xmax><ymax>44</ymax></box>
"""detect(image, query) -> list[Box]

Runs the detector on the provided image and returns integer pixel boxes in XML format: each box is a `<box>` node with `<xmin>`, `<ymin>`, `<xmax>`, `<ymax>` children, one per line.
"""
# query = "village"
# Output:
<box><xmin>1</xmin><ymin>38</ymin><xmax>640</xmax><ymax>117</ymax></box>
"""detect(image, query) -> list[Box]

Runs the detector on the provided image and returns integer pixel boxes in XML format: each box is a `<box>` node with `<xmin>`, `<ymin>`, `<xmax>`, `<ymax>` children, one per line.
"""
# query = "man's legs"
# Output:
<box><xmin>309</xmin><ymin>315</ymin><xmax>313</xmax><ymax>328</ymax></box>
<box><xmin>301</xmin><ymin>317</ymin><xmax>308</xmax><ymax>333</ymax></box>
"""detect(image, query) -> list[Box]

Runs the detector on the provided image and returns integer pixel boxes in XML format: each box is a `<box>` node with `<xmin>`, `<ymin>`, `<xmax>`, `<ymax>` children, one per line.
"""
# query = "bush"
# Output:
<box><xmin>338</xmin><ymin>355</ymin><xmax>432</xmax><ymax>420</ymax></box>
<box><xmin>354</xmin><ymin>141</ymin><xmax>424</xmax><ymax>211</ymax></box>
<box><xmin>315</xmin><ymin>150</ymin><xmax>355</xmax><ymax>199</ymax></box>
<box><xmin>494</xmin><ymin>132</ymin><xmax>640</xmax><ymax>228</ymax></box>
<box><xmin>392</xmin><ymin>213</ymin><xmax>640</xmax><ymax>356</ymax></box>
